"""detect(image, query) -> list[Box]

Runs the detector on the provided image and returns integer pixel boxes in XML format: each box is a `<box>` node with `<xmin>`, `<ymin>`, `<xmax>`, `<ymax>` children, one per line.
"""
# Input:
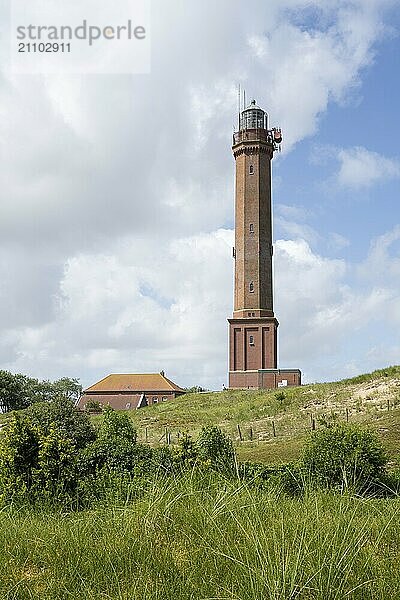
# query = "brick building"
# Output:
<box><xmin>77</xmin><ymin>372</ymin><xmax>186</xmax><ymax>410</ymax></box>
<box><xmin>228</xmin><ymin>100</ymin><xmax>301</xmax><ymax>389</ymax></box>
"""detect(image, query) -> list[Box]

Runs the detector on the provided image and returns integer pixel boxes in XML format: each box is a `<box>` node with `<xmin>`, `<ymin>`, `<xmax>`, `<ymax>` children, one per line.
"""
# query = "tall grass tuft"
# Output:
<box><xmin>0</xmin><ymin>474</ymin><xmax>400</xmax><ymax>599</ymax></box>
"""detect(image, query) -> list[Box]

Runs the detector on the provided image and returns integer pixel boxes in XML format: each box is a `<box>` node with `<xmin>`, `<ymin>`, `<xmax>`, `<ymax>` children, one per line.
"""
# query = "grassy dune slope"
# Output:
<box><xmin>115</xmin><ymin>366</ymin><xmax>400</xmax><ymax>466</ymax></box>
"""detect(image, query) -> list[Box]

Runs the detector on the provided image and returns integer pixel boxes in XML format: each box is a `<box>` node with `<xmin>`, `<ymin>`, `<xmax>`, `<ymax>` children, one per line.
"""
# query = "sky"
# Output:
<box><xmin>0</xmin><ymin>0</ymin><xmax>399</xmax><ymax>390</ymax></box>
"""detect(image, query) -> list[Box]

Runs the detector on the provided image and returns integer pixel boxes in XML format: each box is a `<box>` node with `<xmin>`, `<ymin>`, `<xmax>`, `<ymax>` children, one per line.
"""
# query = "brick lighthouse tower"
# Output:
<box><xmin>228</xmin><ymin>99</ymin><xmax>301</xmax><ymax>389</ymax></box>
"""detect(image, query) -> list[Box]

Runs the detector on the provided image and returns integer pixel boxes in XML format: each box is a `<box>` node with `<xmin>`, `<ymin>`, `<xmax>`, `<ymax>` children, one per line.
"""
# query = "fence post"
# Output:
<box><xmin>272</xmin><ymin>421</ymin><xmax>276</xmax><ymax>438</ymax></box>
<box><xmin>249</xmin><ymin>427</ymin><xmax>253</xmax><ymax>441</ymax></box>
<box><xmin>237</xmin><ymin>424</ymin><xmax>243</xmax><ymax>441</ymax></box>
<box><xmin>145</xmin><ymin>427</ymin><xmax>148</xmax><ymax>443</ymax></box>
<box><xmin>346</xmin><ymin>408</ymin><xmax>349</xmax><ymax>423</ymax></box>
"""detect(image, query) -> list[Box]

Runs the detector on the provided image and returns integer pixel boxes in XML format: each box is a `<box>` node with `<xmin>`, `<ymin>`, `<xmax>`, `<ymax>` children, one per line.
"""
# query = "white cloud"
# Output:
<box><xmin>0</xmin><ymin>230</ymin><xmax>234</xmax><ymax>388</ymax></box>
<box><xmin>328</xmin><ymin>232</ymin><xmax>350</xmax><ymax>251</ymax></box>
<box><xmin>274</xmin><ymin>233</ymin><xmax>400</xmax><ymax>381</ymax></box>
<box><xmin>337</xmin><ymin>146</ymin><xmax>400</xmax><ymax>188</ymax></box>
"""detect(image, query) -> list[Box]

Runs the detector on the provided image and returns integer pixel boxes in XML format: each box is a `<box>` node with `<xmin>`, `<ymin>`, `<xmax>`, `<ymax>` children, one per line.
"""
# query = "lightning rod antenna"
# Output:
<box><xmin>238</xmin><ymin>84</ymin><xmax>241</xmax><ymax>131</ymax></box>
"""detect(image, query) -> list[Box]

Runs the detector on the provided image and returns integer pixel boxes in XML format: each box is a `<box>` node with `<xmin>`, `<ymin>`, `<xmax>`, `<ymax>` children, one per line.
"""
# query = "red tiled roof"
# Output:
<box><xmin>85</xmin><ymin>373</ymin><xmax>185</xmax><ymax>394</ymax></box>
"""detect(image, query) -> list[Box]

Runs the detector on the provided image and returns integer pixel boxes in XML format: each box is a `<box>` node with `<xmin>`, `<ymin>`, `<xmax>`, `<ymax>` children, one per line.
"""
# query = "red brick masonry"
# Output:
<box><xmin>229</xmin><ymin>369</ymin><xmax>301</xmax><ymax>390</ymax></box>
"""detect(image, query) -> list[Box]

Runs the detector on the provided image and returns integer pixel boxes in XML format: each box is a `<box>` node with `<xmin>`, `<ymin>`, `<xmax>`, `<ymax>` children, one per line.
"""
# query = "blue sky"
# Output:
<box><xmin>0</xmin><ymin>0</ymin><xmax>399</xmax><ymax>389</ymax></box>
<box><xmin>275</xmin><ymin>22</ymin><xmax>400</xmax><ymax>255</ymax></box>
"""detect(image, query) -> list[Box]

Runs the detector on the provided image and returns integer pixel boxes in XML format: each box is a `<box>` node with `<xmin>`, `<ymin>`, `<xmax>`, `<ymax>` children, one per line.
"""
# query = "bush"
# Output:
<box><xmin>175</xmin><ymin>433</ymin><xmax>197</xmax><ymax>468</ymax></box>
<box><xmin>97</xmin><ymin>407</ymin><xmax>137</xmax><ymax>445</ymax></box>
<box><xmin>196</xmin><ymin>426</ymin><xmax>235</xmax><ymax>475</ymax></box>
<box><xmin>79</xmin><ymin>408</ymin><xmax>152</xmax><ymax>477</ymax></box>
<box><xmin>84</xmin><ymin>400</ymin><xmax>103</xmax><ymax>412</ymax></box>
<box><xmin>27</xmin><ymin>397</ymin><xmax>96</xmax><ymax>450</ymax></box>
<box><xmin>301</xmin><ymin>423</ymin><xmax>387</xmax><ymax>492</ymax></box>
<box><xmin>0</xmin><ymin>413</ymin><xmax>78</xmax><ymax>503</ymax></box>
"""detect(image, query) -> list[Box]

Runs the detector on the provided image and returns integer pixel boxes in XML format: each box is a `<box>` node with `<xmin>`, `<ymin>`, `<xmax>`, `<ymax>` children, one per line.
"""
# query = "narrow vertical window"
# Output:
<box><xmin>249</xmin><ymin>335</ymin><xmax>255</xmax><ymax>346</ymax></box>
<box><xmin>249</xmin><ymin>223</ymin><xmax>254</xmax><ymax>233</ymax></box>
<box><xmin>249</xmin><ymin>165</ymin><xmax>254</xmax><ymax>175</ymax></box>
<box><xmin>249</xmin><ymin>282</ymin><xmax>254</xmax><ymax>293</ymax></box>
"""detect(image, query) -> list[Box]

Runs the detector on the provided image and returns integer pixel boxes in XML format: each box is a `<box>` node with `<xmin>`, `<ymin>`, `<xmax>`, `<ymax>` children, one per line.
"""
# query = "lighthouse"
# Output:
<box><xmin>228</xmin><ymin>99</ymin><xmax>301</xmax><ymax>389</ymax></box>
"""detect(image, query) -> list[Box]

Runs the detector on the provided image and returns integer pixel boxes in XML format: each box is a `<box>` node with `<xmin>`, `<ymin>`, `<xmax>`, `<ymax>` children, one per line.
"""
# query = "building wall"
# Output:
<box><xmin>229</xmin><ymin>317</ymin><xmax>278</xmax><ymax>373</ymax></box>
<box><xmin>77</xmin><ymin>391</ymin><xmax>182</xmax><ymax>410</ymax></box>
<box><xmin>229</xmin><ymin>369</ymin><xmax>301</xmax><ymax>390</ymax></box>
<box><xmin>258</xmin><ymin>370</ymin><xmax>301</xmax><ymax>388</ymax></box>
<box><xmin>229</xmin><ymin>370</ymin><xmax>259</xmax><ymax>389</ymax></box>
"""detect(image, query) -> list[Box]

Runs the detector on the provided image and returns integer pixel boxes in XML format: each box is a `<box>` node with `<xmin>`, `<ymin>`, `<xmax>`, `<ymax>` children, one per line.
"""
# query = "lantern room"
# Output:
<box><xmin>240</xmin><ymin>99</ymin><xmax>268</xmax><ymax>131</ymax></box>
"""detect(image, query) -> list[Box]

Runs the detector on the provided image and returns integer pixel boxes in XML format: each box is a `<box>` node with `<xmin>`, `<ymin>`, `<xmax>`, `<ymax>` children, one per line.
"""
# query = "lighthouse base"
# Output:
<box><xmin>229</xmin><ymin>368</ymin><xmax>301</xmax><ymax>390</ymax></box>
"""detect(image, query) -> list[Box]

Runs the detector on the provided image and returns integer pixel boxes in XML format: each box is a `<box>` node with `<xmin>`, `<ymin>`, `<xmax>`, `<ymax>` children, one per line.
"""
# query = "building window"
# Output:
<box><xmin>249</xmin><ymin>282</ymin><xmax>254</xmax><ymax>293</ymax></box>
<box><xmin>125</xmin><ymin>402</ymin><xmax>131</xmax><ymax>409</ymax></box>
<box><xmin>162</xmin><ymin>396</ymin><xmax>167</xmax><ymax>402</ymax></box>
<box><xmin>249</xmin><ymin>223</ymin><xmax>254</xmax><ymax>233</ymax></box>
<box><xmin>249</xmin><ymin>165</ymin><xmax>254</xmax><ymax>175</ymax></box>
<box><xmin>249</xmin><ymin>335</ymin><xmax>255</xmax><ymax>346</ymax></box>
<box><xmin>152</xmin><ymin>396</ymin><xmax>158</xmax><ymax>404</ymax></box>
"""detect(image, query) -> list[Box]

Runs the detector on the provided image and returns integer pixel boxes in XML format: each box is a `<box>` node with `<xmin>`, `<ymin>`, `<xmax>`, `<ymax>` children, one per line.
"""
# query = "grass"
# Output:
<box><xmin>90</xmin><ymin>365</ymin><xmax>400</xmax><ymax>465</ymax></box>
<box><xmin>1</xmin><ymin>474</ymin><xmax>400</xmax><ymax>599</ymax></box>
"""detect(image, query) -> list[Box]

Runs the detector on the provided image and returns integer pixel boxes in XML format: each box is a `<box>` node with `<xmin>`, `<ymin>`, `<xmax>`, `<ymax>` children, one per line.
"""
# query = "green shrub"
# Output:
<box><xmin>27</xmin><ymin>397</ymin><xmax>96</xmax><ymax>449</ymax></box>
<box><xmin>98</xmin><ymin>406</ymin><xmax>137</xmax><ymax>444</ymax></box>
<box><xmin>84</xmin><ymin>399</ymin><xmax>102</xmax><ymax>412</ymax></box>
<box><xmin>301</xmin><ymin>423</ymin><xmax>387</xmax><ymax>492</ymax></box>
<box><xmin>79</xmin><ymin>408</ymin><xmax>151</xmax><ymax>477</ymax></box>
<box><xmin>238</xmin><ymin>461</ymin><xmax>303</xmax><ymax>495</ymax></box>
<box><xmin>196</xmin><ymin>426</ymin><xmax>235</xmax><ymax>475</ymax></box>
<box><xmin>151</xmin><ymin>446</ymin><xmax>177</xmax><ymax>475</ymax></box>
<box><xmin>275</xmin><ymin>391</ymin><xmax>286</xmax><ymax>404</ymax></box>
<box><xmin>174</xmin><ymin>433</ymin><xmax>197</xmax><ymax>467</ymax></box>
<box><xmin>0</xmin><ymin>413</ymin><xmax>78</xmax><ymax>503</ymax></box>
<box><xmin>0</xmin><ymin>413</ymin><xmax>39</xmax><ymax>499</ymax></box>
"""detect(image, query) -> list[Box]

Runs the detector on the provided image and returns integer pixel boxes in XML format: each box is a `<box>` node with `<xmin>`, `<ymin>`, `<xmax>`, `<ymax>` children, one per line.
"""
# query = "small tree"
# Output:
<box><xmin>301</xmin><ymin>423</ymin><xmax>387</xmax><ymax>492</ymax></box>
<box><xmin>0</xmin><ymin>371</ymin><xmax>33</xmax><ymax>412</ymax></box>
<box><xmin>196</xmin><ymin>426</ymin><xmax>235</xmax><ymax>475</ymax></box>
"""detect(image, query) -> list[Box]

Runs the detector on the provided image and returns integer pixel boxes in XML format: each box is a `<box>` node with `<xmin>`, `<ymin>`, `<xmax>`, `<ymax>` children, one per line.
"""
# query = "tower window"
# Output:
<box><xmin>249</xmin><ymin>223</ymin><xmax>254</xmax><ymax>233</ymax></box>
<box><xmin>249</xmin><ymin>165</ymin><xmax>254</xmax><ymax>175</ymax></box>
<box><xmin>249</xmin><ymin>282</ymin><xmax>254</xmax><ymax>293</ymax></box>
<box><xmin>249</xmin><ymin>335</ymin><xmax>255</xmax><ymax>346</ymax></box>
